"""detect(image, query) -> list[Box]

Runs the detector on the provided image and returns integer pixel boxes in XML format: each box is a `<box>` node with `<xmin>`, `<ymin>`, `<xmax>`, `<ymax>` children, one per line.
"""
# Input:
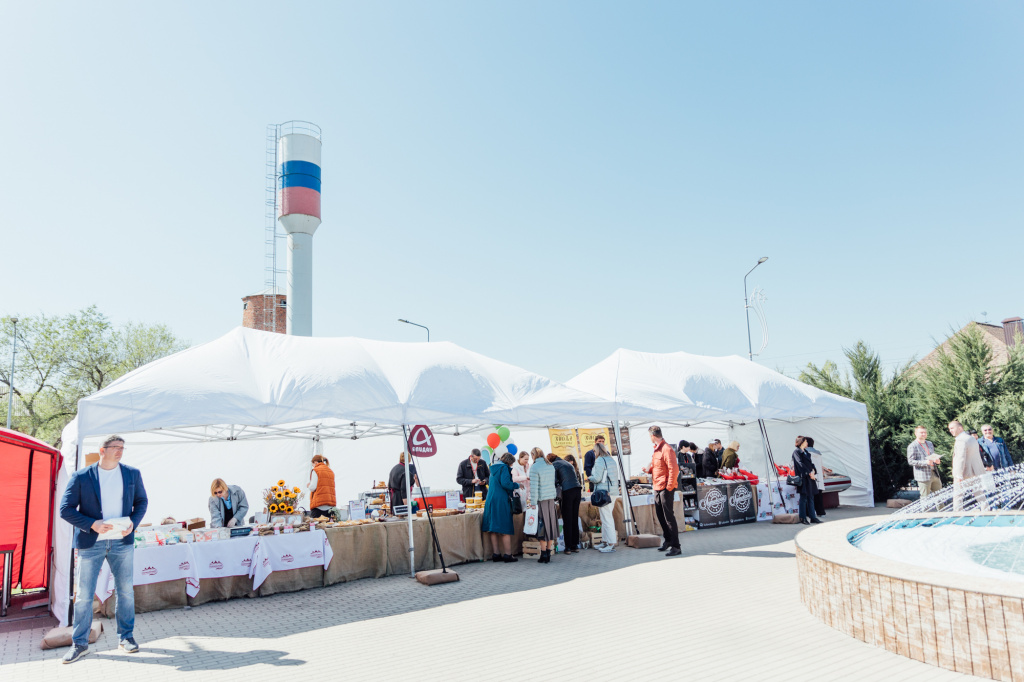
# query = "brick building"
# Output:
<box><xmin>241</xmin><ymin>287</ymin><xmax>287</xmax><ymax>334</ymax></box>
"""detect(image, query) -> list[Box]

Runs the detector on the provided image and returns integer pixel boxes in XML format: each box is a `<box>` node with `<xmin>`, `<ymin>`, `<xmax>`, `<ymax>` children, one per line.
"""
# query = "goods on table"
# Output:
<box><xmin>465</xmin><ymin>492</ymin><xmax>485</xmax><ymax>510</ymax></box>
<box><xmin>627</xmin><ymin>484</ymin><xmax>652</xmax><ymax>496</ymax></box>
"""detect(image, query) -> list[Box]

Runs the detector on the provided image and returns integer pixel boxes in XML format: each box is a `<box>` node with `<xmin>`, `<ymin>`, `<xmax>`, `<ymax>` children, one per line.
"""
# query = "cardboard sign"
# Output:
<box><xmin>407</xmin><ymin>424</ymin><xmax>437</xmax><ymax>457</ymax></box>
<box><xmin>696</xmin><ymin>484</ymin><xmax>729</xmax><ymax>529</ymax></box>
<box><xmin>726</xmin><ymin>481</ymin><xmax>758</xmax><ymax>525</ymax></box>
<box><xmin>348</xmin><ymin>500</ymin><xmax>366</xmax><ymax>521</ymax></box>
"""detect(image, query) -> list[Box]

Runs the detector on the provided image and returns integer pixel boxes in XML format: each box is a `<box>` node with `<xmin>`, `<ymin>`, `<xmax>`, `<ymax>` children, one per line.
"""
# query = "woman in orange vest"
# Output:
<box><xmin>308</xmin><ymin>454</ymin><xmax>336</xmax><ymax>518</ymax></box>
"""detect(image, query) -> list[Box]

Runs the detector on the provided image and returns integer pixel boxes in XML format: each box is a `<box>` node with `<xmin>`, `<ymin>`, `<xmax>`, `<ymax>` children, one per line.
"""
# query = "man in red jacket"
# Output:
<box><xmin>644</xmin><ymin>425</ymin><xmax>681</xmax><ymax>556</ymax></box>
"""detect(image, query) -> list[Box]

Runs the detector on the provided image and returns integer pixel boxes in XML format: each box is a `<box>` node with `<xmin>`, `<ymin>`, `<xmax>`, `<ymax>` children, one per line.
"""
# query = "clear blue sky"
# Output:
<box><xmin>2</xmin><ymin>2</ymin><xmax>1022</xmax><ymax>382</ymax></box>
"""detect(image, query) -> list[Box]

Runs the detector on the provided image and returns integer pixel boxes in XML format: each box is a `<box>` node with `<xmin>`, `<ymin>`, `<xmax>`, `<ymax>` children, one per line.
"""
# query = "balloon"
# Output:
<box><xmin>482</xmin><ymin>446</ymin><xmax>493</xmax><ymax>457</ymax></box>
<box><xmin>497</xmin><ymin>426</ymin><xmax>511</xmax><ymax>442</ymax></box>
<box><xmin>506</xmin><ymin>443</ymin><xmax>518</xmax><ymax>455</ymax></box>
<box><xmin>487</xmin><ymin>432</ymin><xmax>501</xmax><ymax>449</ymax></box>
<box><xmin>495</xmin><ymin>444</ymin><xmax>508</xmax><ymax>457</ymax></box>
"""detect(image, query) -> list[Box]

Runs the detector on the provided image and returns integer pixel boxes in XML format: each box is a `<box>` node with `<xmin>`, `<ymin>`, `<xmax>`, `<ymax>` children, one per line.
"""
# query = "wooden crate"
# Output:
<box><xmin>522</xmin><ymin>540</ymin><xmax>541</xmax><ymax>560</ymax></box>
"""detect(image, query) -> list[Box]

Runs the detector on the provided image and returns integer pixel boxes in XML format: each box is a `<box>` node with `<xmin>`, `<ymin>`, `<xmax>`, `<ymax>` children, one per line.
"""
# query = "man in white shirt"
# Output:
<box><xmin>59</xmin><ymin>435</ymin><xmax>148</xmax><ymax>663</ymax></box>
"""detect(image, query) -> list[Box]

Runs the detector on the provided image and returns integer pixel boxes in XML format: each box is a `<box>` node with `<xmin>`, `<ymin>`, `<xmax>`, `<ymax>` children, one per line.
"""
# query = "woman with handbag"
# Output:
<box><xmin>587</xmin><ymin>441</ymin><xmax>620</xmax><ymax>553</ymax></box>
<box><xmin>528</xmin><ymin>447</ymin><xmax>559</xmax><ymax>563</ymax></box>
<box><xmin>791</xmin><ymin>436</ymin><xmax>821</xmax><ymax>525</ymax></box>
<box><xmin>482</xmin><ymin>452</ymin><xmax>521</xmax><ymax>562</ymax></box>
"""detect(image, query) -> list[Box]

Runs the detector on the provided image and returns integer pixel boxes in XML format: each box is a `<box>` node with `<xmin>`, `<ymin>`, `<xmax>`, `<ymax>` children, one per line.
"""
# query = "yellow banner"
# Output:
<box><xmin>547</xmin><ymin>427</ymin><xmax>611</xmax><ymax>460</ymax></box>
<box><xmin>548</xmin><ymin>428</ymin><xmax>580</xmax><ymax>459</ymax></box>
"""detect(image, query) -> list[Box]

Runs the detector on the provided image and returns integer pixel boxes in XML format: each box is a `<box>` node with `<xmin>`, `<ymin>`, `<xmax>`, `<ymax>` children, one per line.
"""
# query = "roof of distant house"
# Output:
<box><xmin>912</xmin><ymin>321</ymin><xmax>1015</xmax><ymax>373</ymax></box>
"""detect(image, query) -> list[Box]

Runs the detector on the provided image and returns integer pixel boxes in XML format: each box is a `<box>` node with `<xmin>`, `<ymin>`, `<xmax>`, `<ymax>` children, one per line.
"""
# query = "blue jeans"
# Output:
<box><xmin>72</xmin><ymin>540</ymin><xmax>135</xmax><ymax>646</ymax></box>
<box><xmin>798</xmin><ymin>494</ymin><xmax>819</xmax><ymax>522</ymax></box>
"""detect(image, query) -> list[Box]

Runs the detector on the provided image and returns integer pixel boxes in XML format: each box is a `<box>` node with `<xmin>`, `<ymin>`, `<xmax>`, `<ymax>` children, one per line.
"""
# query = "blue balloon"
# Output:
<box><xmin>506</xmin><ymin>443</ymin><xmax>518</xmax><ymax>455</ymax></box>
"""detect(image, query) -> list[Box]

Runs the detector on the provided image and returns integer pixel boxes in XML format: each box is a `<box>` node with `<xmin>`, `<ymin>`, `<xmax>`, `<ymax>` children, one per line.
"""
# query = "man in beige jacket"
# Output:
<box><xmin>948</xmin><ymin>420</ymin><xmax>986</xmax><ymax>511</ymax></box>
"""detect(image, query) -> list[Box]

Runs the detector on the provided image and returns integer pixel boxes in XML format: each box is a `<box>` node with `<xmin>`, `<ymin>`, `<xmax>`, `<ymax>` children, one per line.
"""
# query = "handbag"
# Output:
<box><xmin>786</xmin><ymin>474</ymin><xmax>803</xmax><ymax>488</ymax></box>
<box><xmin>509</xmin><ymin>491</ymin><xmax>524</xmax><ymax>515</ymax></box>
<box><xmin>522</xmin><ymin>505</ymin><xmax>539</xmax><ymax>535</ymax></box>
<box><xmin>590</xmin><ymin>465</ymin><xmax>612</xmax><ymax>507</ymax></box>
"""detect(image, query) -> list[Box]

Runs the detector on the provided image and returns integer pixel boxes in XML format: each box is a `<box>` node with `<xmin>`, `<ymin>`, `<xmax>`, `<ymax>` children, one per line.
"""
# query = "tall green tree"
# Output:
<box><xmin>0</xmin><ymin>306</ymin><xmax>188</xmax><ymax>446</ymax></box>
<box><xmin>799</xmin><ymin>342</ymin><xmax>917</xmax><ymax>502</ymax></box>
<box><xmin>914</xmin><ymin>323</ymin><xmax>1024</xmax><ymax>469</ymax></box>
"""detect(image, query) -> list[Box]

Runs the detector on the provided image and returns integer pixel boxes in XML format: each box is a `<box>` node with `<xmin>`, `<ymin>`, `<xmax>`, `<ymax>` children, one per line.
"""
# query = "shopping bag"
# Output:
<box><xmin>523</xmin><ymin>505</ymin><xmax>539</xmax><ymax>535</ymax></box>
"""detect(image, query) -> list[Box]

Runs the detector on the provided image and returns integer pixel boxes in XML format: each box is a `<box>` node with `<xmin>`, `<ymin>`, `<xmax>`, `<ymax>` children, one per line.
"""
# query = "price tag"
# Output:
<box><xmin>348</xmin><ymin>500</ymin><xmax>366</xmax><ymax>521</ymax></box>
<box><xmin>445</xmin><ymin>491</ymin><xmax>462</xmax><ymax>509</ymax></box>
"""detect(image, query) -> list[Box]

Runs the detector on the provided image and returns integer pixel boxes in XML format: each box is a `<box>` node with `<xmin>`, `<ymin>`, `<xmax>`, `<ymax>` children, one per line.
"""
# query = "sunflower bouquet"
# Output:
<box><xmin>262</xmin><ymin>479</ymin><xmax>307</xmax><ymax>515</ymax></box>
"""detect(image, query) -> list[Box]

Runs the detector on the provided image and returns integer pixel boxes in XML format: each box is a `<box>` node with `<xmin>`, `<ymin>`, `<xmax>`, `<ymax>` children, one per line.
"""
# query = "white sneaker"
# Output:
<box><xmin>597</xmin><ymin>545</ymin><xmax>615</xmax><ymax>553</ymax></box>
<box><xmin>594</xmin><ymin>542</ymin><xmax>607</xmax><ymax>550</ymax></box>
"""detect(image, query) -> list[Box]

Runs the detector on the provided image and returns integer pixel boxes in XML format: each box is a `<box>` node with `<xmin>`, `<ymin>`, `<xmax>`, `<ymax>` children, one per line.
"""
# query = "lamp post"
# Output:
<box><xmin>6</xmin><ymin>317</ymin><xmax>17</xmax><ymax>430</ymax></box>
<box><xmin>743</xmin><ymin>258</ymin><xmax>768</xmax><ymax>361</ymax></box>
<box><xmin>397</xmin><ymin>318</ymin><xmax>430</xmax><ymax>342</ymax></box>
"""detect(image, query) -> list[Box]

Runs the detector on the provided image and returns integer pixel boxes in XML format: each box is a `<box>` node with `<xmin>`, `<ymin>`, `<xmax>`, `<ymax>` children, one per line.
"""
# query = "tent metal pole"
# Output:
<box><xmin>402</xmin><ymin>425</ymin><xmax>415</xmax><ymax>577</ymax></box>
<box><xmin>612</xmin><ymin>421</ymin><xmax>637</xmax><ymax>535</ymax></box>
<box><xmin>757</xmin><ymin>419</ymin><xmax>789</xmax><ymax>514</ymax></box>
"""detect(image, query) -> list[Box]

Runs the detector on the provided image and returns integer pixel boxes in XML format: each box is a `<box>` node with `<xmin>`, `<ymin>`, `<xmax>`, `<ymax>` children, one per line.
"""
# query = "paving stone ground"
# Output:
<box><xmin>0</xmin><ymin>506</ymin><xmax>983</xmax><ymax>681</ymax></box>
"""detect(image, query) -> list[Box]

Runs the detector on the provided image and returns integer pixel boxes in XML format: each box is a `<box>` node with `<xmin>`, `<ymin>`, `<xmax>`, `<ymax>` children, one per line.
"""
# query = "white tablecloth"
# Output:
<box><xmin>250</xmin><ymin>530</ymin><xmax>333</xmax><ymax>590</ymax></box>
<box><xmin>755</xmin><ymin>481</ymin><xmax>799</xmax><ymax>520</ymax></box>
<box><xmin>92</xmin><ymin>531</ymin><xmax>333</xmax><ymax>601</ymax></box>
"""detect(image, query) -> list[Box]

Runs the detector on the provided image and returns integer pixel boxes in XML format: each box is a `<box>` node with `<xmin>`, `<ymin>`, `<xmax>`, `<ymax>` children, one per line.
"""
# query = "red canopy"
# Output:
<box><xmin>0</xmin><ymin>428</ymin><xmax>61</xmax><ymax>590</ymax></box>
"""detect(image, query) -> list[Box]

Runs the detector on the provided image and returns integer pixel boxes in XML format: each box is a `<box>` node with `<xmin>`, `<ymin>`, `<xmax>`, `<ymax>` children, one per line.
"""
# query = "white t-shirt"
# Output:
<box><xmin>97</xmin><ymin>465</ymin><xmax>124</xmax><ymax>521</ymax></box>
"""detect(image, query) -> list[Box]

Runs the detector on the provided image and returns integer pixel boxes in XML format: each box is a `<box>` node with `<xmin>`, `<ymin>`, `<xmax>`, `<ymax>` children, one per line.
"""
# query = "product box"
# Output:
<box><xmin>186</xmin><ymin>518</ymin><xmax>205</xmax><ymax>530</ymax></box>
<box><xmin>521</xmin><ymin>540</ymin><xmax>541</xmax><ymax>560</ymax></box>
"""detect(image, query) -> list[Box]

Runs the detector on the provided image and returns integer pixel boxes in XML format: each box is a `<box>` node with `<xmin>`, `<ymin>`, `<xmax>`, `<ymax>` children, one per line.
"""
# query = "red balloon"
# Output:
<box><xmin>486</xmin><ymin>432</ymin><xmax>501</xmax><ymax>449</ymax></box>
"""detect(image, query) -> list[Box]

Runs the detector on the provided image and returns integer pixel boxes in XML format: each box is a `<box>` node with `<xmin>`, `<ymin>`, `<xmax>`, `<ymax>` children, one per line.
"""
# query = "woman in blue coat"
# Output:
<box><xmin>482</xmin><ymin>452</ymin><xmax>520</xmax><ymax>562</ymax></box>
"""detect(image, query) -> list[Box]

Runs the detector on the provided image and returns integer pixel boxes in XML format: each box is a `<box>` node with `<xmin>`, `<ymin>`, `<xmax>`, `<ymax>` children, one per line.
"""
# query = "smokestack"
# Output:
<box><xmin>1002</xmin><ymin>317</ymin><xmax>1023</xmax><ymax>348</ymax></box>
<box><xmin>277</xmin><ymin>123</ymin><xmax>322</xmax><ymax>337</ymax></box>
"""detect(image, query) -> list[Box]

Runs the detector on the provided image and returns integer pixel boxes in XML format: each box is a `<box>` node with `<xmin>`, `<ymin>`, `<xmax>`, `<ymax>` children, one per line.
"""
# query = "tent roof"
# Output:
<box><xmin>0</xmin><ymin>427</ymin><xmax>61</xmax><ymax>455</ymax></box>
<box><xmin>566</xmin><ymin>349</ymin><xmax>868</xmax><ymax>423</ymax></box>
<box><xmin>75</xmin><ymin>327</ymin><xmax>616</xmax><ymax>441</ymax></box>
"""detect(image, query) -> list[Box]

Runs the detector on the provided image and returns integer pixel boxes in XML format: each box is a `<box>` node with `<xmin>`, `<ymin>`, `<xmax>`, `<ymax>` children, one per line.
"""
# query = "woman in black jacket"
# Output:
<box><xmin>701</xmin><ymin>445</ymin><xmax>719</xmax><ymax>479</ymax></box>
<box><xmin>792</xmin><ymin>436</ymin><xmax>821</xmax><ymax>525</ymax></box>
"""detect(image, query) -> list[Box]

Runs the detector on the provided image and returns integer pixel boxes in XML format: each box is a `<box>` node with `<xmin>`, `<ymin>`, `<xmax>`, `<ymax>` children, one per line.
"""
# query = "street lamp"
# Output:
<box><xmin>397</xmin><ymin>318</ymin><xmax>430</xmax><ymax>342</ymax></box>
<box><xmin>743</xmin><ymin>258</ymin><xmax>768</xmax><ymax>361</ymax></box>
<box><xmin>6</xmin><ymin>317</ymin><xmax>17</xmax><ymax>430</ymax></box>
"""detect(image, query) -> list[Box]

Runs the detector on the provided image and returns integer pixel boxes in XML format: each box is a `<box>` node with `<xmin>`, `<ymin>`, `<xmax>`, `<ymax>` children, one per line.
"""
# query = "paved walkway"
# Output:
<box><xmin>0</xmin><ymin>507</ymin><xmax>983</xmax><ymax>681</ymax></box>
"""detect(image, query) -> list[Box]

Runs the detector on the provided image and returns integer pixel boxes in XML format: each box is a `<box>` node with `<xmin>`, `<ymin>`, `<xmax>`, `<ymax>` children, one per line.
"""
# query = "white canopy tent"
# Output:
<box><xmin>566</xmin><ymin>349</ymin><xmax>874</xmax><ymax>507</ymax></box>
<box><xmin>52</xmin><ymin>327</ymin><xmax>622</xmax><ymax>625</ymax></box>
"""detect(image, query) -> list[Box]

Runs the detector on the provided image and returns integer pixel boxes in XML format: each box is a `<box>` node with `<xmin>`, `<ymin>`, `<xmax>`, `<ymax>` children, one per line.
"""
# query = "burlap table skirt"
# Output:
<box><xmin>622</xmin><ymin>497</ymin><xmax>686</xmax><ymax>536</ymax></box>
<box><xmin>99</xmin><ymin>578</ymin><xmax>188</xmax><ymax>616</ymax></box>
<box><xmin>188</xmin><ymin>576</ymin><xmax>257</xmax><ymax>606</ymax></box>
<box><xmin>323</xmin><ymin>523</ymin><xmax>389</xmax><ymax>586</ymax></box>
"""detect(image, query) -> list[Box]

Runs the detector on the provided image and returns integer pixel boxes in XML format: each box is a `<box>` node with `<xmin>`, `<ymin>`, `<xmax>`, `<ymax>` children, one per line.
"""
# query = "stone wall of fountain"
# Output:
<box><xmin>797</xmin><ymin>467</ymin><xmax>1024</xmax><ymax>681</ymax></box>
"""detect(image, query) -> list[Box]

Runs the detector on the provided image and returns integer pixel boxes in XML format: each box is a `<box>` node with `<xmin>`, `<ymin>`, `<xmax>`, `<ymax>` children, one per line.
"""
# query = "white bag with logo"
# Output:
<box><xmin>523</xmin><ymin>505</ymin><xmax>539</xmax><ymax>535</ymax></box>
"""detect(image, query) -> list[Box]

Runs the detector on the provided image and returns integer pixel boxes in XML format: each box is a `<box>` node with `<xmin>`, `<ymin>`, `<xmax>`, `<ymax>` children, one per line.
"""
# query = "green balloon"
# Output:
<box><xmin>497</xmin><ymin>426</ymin><xmax>511</xmax><ymax>442</ymax></box>
<box><xmin>482</xmin><ymin>446</ymin><xmax>493</xmax><ymax>456</ymax></box>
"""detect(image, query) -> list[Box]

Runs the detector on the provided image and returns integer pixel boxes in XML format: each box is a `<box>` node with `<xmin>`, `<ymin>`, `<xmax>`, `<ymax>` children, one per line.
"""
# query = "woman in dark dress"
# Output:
<box><xmin>482</xmin><ymin>452</ymin><xmax>520</xmax><ymax>562</ymax></box>
<box><xmin>792</xmin><ymin>436</ymin><xmax>821</xmax><ymax>525</ymax></box>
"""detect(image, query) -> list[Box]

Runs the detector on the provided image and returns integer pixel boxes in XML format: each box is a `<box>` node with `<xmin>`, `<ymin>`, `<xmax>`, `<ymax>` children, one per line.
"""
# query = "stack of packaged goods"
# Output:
<box><xmin>465</xmin><ymin>491</ymin><xmax>485</xmax><ymax>511</ymax></box>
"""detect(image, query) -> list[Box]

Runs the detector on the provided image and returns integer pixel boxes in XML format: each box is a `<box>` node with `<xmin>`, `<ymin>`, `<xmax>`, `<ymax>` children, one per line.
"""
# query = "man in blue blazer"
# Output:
<box><xmin>59</xmin><ymin>435</ymin><xmax>148</xmax><ymax>664</ymax></box>
<box><xmin>979</xmin><ymin>425</ymin><xmax>1014</xmax><ymax>469</ymax></box>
